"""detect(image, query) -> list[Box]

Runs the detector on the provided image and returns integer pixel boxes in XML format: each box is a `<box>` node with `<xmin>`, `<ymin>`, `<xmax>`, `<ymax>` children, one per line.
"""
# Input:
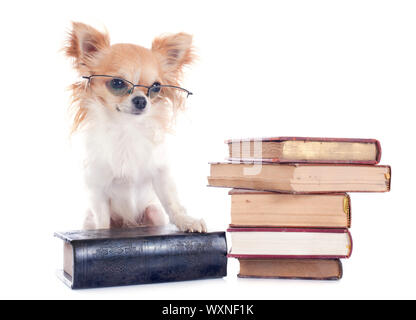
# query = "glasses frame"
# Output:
<box><xmin>82</xmin><ymin>75</ymin><xmax>193</xmax><ymax>98</ymax></box>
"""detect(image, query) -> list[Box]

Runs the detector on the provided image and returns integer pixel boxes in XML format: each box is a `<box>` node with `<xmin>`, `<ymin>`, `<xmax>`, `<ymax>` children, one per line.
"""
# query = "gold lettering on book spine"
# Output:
<box><xmin>385</xmin><ymin>172</ymin><xmax>391</xmax><ymax>184</ymax></box>
<box><xmin>343</xmin><ymin>196</ymin><xmax>351</xmax><ymax>228</ymax></box>
<box><xmin>385</xmin><ymin>170</ymin><xmax>391</xmax><ymax>191</ymax></box>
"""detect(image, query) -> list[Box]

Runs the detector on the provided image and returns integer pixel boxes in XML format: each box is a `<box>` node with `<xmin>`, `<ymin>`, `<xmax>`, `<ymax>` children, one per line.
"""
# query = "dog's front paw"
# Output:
<box><xmin>173</xmin><ymin>215</ymin><xmax>207</xmax><ymax>233</ymax></box>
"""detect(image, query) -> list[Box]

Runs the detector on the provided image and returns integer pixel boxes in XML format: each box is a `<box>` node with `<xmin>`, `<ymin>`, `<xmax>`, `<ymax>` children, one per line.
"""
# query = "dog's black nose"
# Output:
<box><xmin>132</xmin><ymin>96</ymin><xmax>147</xmax><ymax>110</ymax></box>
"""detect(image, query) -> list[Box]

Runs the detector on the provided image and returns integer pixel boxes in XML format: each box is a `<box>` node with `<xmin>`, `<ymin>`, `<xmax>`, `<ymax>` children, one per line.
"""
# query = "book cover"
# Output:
<box><xmin>55</xmin><ymin>226</ymin><xmax>228</xmax><ymax>289</ymax></box>
<box><xmin>227</xmin><ymin>136</ymin><xmax>381</xmax><ymax>164</ymax></box>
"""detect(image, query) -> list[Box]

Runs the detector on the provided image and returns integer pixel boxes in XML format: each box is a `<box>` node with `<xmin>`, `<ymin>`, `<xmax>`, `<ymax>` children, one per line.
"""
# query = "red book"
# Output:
<box><xmin>227</xmin><ymin>227</ymin><xmax>353</xmax><ymax>259</ymax></box>
<box><xmin>227</xmin><ymin>136</ymin><xmax>381</xmax><ymax>164</ymax></box>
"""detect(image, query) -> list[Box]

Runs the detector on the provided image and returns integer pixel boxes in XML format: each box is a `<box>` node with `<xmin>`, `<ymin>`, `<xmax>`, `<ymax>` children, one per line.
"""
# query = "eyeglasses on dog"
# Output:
<box><xmin>82</xmin><ymin>75</ymin><xmax>193</xmax><ymax>99</ymax></box>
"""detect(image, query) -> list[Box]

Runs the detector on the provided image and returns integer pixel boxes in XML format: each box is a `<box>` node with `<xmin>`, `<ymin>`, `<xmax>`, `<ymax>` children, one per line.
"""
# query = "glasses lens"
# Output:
<box><xmin>105</xmin><ymin>78</ymin><xmax>132</xmax><ymax>96</ymax></box>
<box><xmin>148</xmin><ymin>82</ymin><xmax>161</xmax><ymax>99</ymax></box>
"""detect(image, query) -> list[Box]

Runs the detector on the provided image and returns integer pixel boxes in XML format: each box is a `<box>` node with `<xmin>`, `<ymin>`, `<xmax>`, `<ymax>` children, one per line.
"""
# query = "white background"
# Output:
<box><xmin>0</xmin><ymin>0</ymin><xmax>415</xmax><ymax>299</ymax></box>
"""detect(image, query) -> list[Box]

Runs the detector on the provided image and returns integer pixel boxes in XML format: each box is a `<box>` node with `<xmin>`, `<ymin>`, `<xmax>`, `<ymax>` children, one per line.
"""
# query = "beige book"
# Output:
<box><xmin>227</xmin><ymin>137</ymin><xmax>381</xmax><ymax>164</ymax></box>
<box><xmin>227</xmin><ymin>227</ymin><xmax>352</xmax><ymax>258</ymax></box>
<box><xmin>230</xmin><ymin>189</ymin><xmax>350</xmax><ymax>228</ymax></box>
<box><xmin>208</xmin><ymin>162</ymin><xmax>391</xmax><ymax>193</ymax></box>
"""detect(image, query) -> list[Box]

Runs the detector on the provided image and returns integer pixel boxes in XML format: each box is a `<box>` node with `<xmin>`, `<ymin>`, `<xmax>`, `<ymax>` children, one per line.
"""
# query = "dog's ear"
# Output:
<box><xmin>64</xmin><ymin>22</ymin><xmax>110</xmax><ymax>73</ymax></box>
<box><xmin>151</xmin><ymin>33</ymin><xmax>195</xmax><ymax>83</ymax></box>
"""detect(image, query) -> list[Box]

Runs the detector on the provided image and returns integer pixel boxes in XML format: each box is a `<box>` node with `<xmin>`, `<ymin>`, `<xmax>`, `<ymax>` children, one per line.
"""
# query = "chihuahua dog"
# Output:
<box><xmin>64</xmin><ymin>22</ymin><xmax>206</xmax><ymax>232</ymax></box>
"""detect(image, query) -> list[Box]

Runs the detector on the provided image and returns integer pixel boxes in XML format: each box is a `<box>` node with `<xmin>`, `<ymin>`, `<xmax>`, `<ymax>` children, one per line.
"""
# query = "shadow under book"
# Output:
<box><xmin>55</xmin><ymin>226</ymin><xmax>228</xmax><ymax>289</ymax></box>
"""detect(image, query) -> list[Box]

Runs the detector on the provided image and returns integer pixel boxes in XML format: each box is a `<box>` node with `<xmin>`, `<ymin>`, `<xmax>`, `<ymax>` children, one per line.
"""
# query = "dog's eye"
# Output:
<box><xmin>106</xmin><ymin>78</ymin><xmax>131</xmax><ymax>96</ymax></box>
<box><xmin>111</xmin><ymin>78</ymin><xmax>126</xmax><ymax>89</ymax></box>
<box><xmin>148</xmin><ymin>82</ymin><xmax>161</xmax><ymax>99</ymax></box>
<box><xmin>151</xmin><ymin>82</ymin><xmax>161</xmax><ymax>92</ymax></box>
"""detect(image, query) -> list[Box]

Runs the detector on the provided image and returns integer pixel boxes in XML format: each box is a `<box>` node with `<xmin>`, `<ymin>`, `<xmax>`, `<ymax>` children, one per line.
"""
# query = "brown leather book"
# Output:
<box><xmin>238</xmin><ymin>259</ymin><xmax>343</xmax><ymax>280</ymax></box>
<box><xmin>227</xmin><ymin>136</ymin><xmax>381</xmax><ymax>164</ymax></box>
<box><xmin>229</xmin><ymin>189</ymin><xmax>351</xmax><ymax>228</ymax></box>
<box><xmin>208</xmin><ymin>162</ymin><xmax>391</xmax><ymax>193</ymax></box>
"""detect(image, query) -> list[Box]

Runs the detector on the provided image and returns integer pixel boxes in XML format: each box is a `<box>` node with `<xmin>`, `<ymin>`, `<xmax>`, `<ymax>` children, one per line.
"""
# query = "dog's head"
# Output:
<box><xmin>65</xmin><ymin>22</ymin><xmax>195</xmax><ymax>131</ymax></box>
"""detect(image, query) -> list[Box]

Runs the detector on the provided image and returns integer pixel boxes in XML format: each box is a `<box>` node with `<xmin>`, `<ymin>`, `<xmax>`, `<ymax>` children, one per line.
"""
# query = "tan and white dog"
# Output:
<box><xmin>65</xmin><ymin>22</ymin><xmax>206</xmax><ymax>232</ymax></box>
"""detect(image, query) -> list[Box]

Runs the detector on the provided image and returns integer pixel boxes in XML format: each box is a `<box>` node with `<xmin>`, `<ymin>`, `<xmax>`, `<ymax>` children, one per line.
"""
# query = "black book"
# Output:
<box><xmin>55</xmin><ymin>226</ymin><xmax>227</xmax><ymax>289</ymax></box>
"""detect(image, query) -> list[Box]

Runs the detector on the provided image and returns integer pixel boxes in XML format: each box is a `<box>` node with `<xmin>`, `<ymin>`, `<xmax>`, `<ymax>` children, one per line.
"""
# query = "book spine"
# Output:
<box><xmin>71</xmin><ymin>232</ymin><xmax>227</xmax><ymax>289</ymax></box>
<box><xmin>346</xmin><ymin>229</ymin><xmax>353</xmax><ymax>258</ymax></box>
<box><xmin>345</xmin><ymin>194</ymin><xmax>352</xmax><ymax>228</ymax></box>
<box><xmin>387</xmin><ymin>165</ymin><xmax>392</xmax><ymax>191</ymax></box>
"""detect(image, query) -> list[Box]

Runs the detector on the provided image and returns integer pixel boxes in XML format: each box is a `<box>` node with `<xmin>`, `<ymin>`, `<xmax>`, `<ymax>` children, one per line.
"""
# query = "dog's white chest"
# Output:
<box><xmin>111</xmin><ymin>133</ymin><xmax>149</xmax><ymax>177</ymax></box>
<box><xmin>80</xmin><ymin>117</ymin><xmax>165</xmax><ymax>188</ymax></box>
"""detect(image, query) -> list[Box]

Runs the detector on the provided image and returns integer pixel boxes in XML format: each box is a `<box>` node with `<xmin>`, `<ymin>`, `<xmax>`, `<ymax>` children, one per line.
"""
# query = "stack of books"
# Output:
<box><xmin>208</xmin><ymin>137</ymin><xmax>391</xmax><ymax>280</ymax></box>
